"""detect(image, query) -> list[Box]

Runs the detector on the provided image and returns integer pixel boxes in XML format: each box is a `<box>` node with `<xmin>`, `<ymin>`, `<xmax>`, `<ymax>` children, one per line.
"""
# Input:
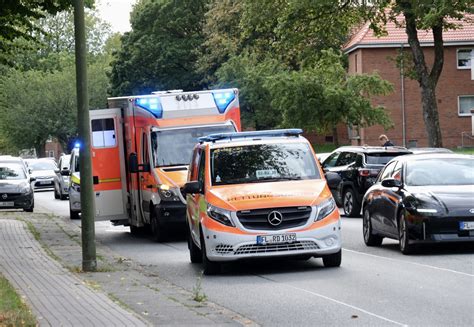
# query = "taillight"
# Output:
<box><xmin>359</xmin><ymin>168</ymin><xmax>380</xmax><ymax>177</ymax></box>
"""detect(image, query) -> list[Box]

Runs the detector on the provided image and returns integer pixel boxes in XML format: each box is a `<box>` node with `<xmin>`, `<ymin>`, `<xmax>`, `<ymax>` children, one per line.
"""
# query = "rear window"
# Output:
<box><xmin>365</xmin><ymin>153</ymin><xmax>407</xmax><ymax>165</ymax></box>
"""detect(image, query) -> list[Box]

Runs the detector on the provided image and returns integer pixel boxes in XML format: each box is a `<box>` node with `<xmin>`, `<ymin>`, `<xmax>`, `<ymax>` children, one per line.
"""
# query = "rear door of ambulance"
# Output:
<box><xmin>90</xmin><ymin>108</ymin><xmax>128</xmax><ymax>221</ymax></box>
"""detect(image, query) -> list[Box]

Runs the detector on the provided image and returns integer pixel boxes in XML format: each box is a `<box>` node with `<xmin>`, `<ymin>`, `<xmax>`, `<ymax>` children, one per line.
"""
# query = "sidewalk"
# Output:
<box><xmin>0</xmin><ymin>212</ymin><xmax>255</xmax><ymax>326</ymax></box>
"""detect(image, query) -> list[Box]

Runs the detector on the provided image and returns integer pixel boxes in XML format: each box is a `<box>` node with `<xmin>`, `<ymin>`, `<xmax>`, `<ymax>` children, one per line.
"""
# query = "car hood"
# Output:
<box><xmin>156</xmin><ymin>166</ymin><xmax>188</xmax><ymax>188</ymax></box>
<box><xmin>31</xmin><ymin>170</ymin><xmax>55</xmax><ymax>178</ymax></box>
<box><xmin>208</xmin><ymin>180</ymin><xmax>331</xmax><ymax>211</ymax></box>
<box><xmin>0</xmin><ymin>180</ymin><xmax>28</xmax><ymax>193</ymax></box>
<box><xmin>409</xmin><ymin>185</ymin><xmax>474</xmax><ymax>216</ymax></box>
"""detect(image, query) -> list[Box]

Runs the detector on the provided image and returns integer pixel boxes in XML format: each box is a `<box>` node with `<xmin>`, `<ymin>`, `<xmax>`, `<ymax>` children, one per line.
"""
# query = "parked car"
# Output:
<box><xmin>27</xmin><ymin>158</ymin><xmax>58</xmax><ymax>190</ymax></box>
<box><xmin>408</xmin><ymin>147</ymin><xmax>453</xmax><ymax>154</ymax></box>
<box><xmin>68</xmin><ymin>148</ymin><xmax>81</xmax><ymax>219</ymax></box>
<box><xmin>0</xmin><ymin>159</ymin><xmax>35</xmax><ymax>212</ymax></box>
<box><xmin>183</xmin><ymin>129</ymin><xmax>341</xmax><ymax>275</ymax></box>
<box><xmin>316</xmin><ymin>152</ymin><xmax>331</xmax><ymax>164</ymax></box>
<box><xmin>321</xmin><ymin>146</ymin><xmax>412</xmax><ymax>216</ymax></box>
<box><xmin>362</xmin><ymin>153</ymin><xmax>474</xmax><ymax>254</ymax></box>
<box><xmin>54</xmin><ymin>154</ymin><xmax>71</xmax><ymax>200</ymax></box>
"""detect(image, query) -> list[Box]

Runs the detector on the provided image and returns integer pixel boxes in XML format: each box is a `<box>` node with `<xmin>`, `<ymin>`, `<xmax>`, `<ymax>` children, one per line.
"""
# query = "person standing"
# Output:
<box><xmin>379</xmin><ymin>134</ymin><xmax>394</xmax><ymax>146</ymax></box>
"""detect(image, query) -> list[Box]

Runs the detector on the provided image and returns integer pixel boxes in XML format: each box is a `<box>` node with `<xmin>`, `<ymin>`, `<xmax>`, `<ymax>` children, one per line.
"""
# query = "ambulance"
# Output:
<box><xmin>75</xmin><ymin>89</ymin><xmax>241</xmax><ymax>241</ymax></box>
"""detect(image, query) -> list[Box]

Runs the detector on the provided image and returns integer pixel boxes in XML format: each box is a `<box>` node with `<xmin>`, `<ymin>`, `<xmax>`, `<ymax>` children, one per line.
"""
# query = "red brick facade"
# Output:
<box><xmin>346</xmin><ymin>46</ymin><xmax>474</xmax><ymax>148</ymax></box>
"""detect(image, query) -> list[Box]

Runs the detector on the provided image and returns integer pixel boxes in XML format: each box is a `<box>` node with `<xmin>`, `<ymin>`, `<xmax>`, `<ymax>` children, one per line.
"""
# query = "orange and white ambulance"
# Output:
<box><xmin>183</xmin><ymin>129</ymin><xmax>342</xmax><ymax>274</ymax></box>
<box><xmin>87</xmin><ymin>89</ymin><xmax>240</xmax><ymax>241</ymax></box>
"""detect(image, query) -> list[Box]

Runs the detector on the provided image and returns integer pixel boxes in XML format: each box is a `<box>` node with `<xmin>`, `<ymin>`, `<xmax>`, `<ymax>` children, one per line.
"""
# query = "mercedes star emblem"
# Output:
<box><xmin>267</xmin><ymin>211</ymin><xmax>283</xmax><ymax>226</ymax></box>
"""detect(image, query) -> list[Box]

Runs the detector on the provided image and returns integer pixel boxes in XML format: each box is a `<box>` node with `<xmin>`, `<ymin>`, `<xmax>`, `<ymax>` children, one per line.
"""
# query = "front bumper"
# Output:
<box><xmin>34</xmin><ymin>178</ymin><xmax>54</xmax><ymax>189</ymax></box>
<box><xmin>69</xmin><ymin>187</ymin><xmax>81</xmax><ymax>211</ymax></box>
<box><xmin>407</xmin><ymin>214</ymin><xmax>474</xmax><ymax>243</ymax></box>
<box><xmin>0</xmin><ymin>192</ymin><xmax>34</xmax><ymax>210</ymax></box>
<box><xmin>158</xmin><ymin>202</ymin><xmax>186</xmax><ymax>224</ymax></box>
<box><xmin>201</xmin><ymin>219</ymin><xmax>342</xmax><ymax>262</ymax></box>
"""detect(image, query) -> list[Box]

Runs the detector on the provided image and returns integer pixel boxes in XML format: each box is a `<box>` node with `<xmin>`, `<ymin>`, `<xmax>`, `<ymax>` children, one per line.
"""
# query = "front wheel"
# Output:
<box><xmin>54</xmin><ymin>186</ymin><xmax>60</xmax><ymax>199</ymax></box>
<box><xmin>70</xmin><ymin>209</ymin><xmax>80</xmax><ymax>219</ymax></box>
<box><xmin>201</xmin><ymin>231</ymin><xmax>220</xmax><ymax>275</ymax></box>
<box><xmin>150</xmin><ymin>207</ymin><xmax>166</xmax><ymax>242</ymax></box>
<box><xmin>363</xmin><ymin>208</ymin><xmax>383</xmax><ymax>246</ymax></box>
<box><xmin>343</xmin><ymin>188</ymin><xmax>361</xmax><ymax>217</ymax></box>
<box><xmin>188</xmin><ymin>228</ymin><xmax>202</xmax><ymax>263</ymax></box>
<box><xmin>398</xmin><ymin>212</ymin><xmax>414</xmax><ymax>255</ymax></box>
<box><xmin>322</xmin><ymin>250</ymin><xmax>342</xmax><ymax>267</ymax></box>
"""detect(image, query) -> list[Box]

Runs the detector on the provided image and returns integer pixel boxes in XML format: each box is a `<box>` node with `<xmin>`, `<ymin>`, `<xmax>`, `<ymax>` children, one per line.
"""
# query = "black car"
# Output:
<box><xmin>322</xmin><ymin>146</ymin><xmax>412</xmax><ymax>216</ymax></box>
<box><xmin>0</xmin><ymin>159</ymin><xmax>35</xmax><ymax>212</ymax></box>
<box><xmin>362</xmin><ymin>153</ymin><xmax>474</xmax><ymax>254</ymax></box>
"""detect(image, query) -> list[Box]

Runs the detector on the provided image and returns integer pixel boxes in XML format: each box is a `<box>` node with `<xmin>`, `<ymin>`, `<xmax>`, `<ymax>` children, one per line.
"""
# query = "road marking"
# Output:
<box><xmin>258</xmin><ymin>275</ymin><xmax>407</xmax><ymax>326</ymax></box>
<box><xmin>343</xmin><ymin>248</ymin><xmax>474</xmax><ymax>277</ymax></box>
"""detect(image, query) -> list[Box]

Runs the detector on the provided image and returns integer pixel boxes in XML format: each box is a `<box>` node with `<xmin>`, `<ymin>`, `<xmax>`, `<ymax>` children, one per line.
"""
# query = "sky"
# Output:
<box><xmin>95</xmin><ymin>0</ymin><xmax>137</xmax><ymax>33</ymax></box>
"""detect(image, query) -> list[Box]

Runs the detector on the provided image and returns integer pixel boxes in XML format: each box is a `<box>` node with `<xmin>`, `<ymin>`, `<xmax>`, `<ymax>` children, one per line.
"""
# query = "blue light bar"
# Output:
<box><xmin>135</xmin><ymin>97</ymin><xmax>163</xmax><ymax>118</ymax></box>
<box><xmin>212</xmin><ymin>90</ymin><xmax>236</xmax><ymax>113</ymax></box>
<box><xmin>74</xmin><ymin>142</ymin><xmax>81</xmax><ymax>148</ymax></box>
<box><xmin>199</xmin><ymin>129</ymin><xmax>303</xmax><ymax>143</ymax></box>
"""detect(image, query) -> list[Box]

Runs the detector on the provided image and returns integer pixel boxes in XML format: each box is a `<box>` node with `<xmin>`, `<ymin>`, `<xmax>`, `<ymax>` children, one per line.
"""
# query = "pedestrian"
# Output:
<box><xmin>379</xmin><ymin>134</ymin><xmax>394</xmax><ymax>147</ymax></box>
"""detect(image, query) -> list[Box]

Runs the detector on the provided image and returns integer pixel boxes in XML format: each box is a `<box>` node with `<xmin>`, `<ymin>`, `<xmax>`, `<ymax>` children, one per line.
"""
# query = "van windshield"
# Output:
<box><xmin>211</xmin><ymin>143</ymin><xmax>320</xmax><ymax>185</ymax></box>
<box><xmin>151</xmin><ymin>124</ymin><xmax>236</xmax><ymax>167</ymax></box>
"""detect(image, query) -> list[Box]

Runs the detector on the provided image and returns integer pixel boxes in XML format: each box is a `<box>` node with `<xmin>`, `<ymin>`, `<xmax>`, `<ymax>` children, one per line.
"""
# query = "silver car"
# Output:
<box><xmin>27</xmin><ymin>158</ymin><xmax>58</xmax><ymax>190</ymax></box>
<box><xmin>0</xmin><ymin>159</ymin><xmax>35</xmax><ymax>212</ymax></box>
<box><xmin>54</xmin><ymin>154</ymin><xmax>71</xmax><ymax>200</ymax></box>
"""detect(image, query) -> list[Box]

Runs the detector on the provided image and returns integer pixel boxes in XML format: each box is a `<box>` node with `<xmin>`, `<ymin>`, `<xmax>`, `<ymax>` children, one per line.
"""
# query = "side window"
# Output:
<box><xmin>197</xmin><ymin>151</ymin><xmax>206</xmax><ymax>185</ymax></box>
<box><xmin>355</xmin><ymin>154</ymin><xmax>364</xmax><ymax>167</ymax></box>
<box><xmin>391</xmin><ymin>161</ymin><xmax>402</xmax><ymax>181</ymax></box>
<box><xmin>91</xmin><ymin>118</ymin><xmax>116</xmax><ymax>148</ymax></box>
<box><xmin>189</xmin><ymin>148</ymin><xmax>201</xmax><ymax>181</ymax></box>
<box><xmin>336</xmin><ymin>152</ymin><xmax>357</xmax><ymax>166</ymax></box>
<box><xmin>142</xmin><ymin>133</ymin><xmax>149</xmax><ymax>165</ymax></box>
<box><xmin>323</xmin><ymin>152</ymin><xmax>340</xmax><ymax>168</ymax></box>
<box><xmin>379</xmin><ymin>161</ymin><xmax>396</xmax><ymax>182</ymax></box>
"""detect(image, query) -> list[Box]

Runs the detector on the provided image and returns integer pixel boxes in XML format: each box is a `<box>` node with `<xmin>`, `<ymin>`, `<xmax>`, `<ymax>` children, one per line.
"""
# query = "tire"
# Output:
<box><xmin>322</xmin><ymin>250</ymin><xmax>342</xmax><ymax>267</ymax></box>
<box><xmin>60</xmin><ymin>193</ymin><xmax>68</xmax><ymax>200</ymax></box>
<box><xmin>200</xmin><ymin>230</ymin><xmax>220</xmax><ymax>275</ymax></box>
<box><xmin>24</xmin><ymin>207</ymin><xmax>34</xmax><ymax>213</ymax></box>
<box><xmin>70</xmin><ymin>209</ymin><xmax>80</xmax><ymax>219</ymax></box>
<box><xmin>343</xmin><ymin>188</ymin><xmax>361</xmax><ymax>217</ymax></box>
<box><xmin>54</xmin><ymin>186</ymin><xmax>60</xmax><ymax>199</ymax></box>
<box><xmin>398</xmin><ymin>211</ymin><xmax>414</xmax><ymax>255</ymax></box>
<box><xmin>150</xmin><ymin>206</ymin><xmax>166</xmax><ymax>242</ymax></box>
<box><xmin>363</xmin><ymin>208</ymin><xmax>383</xmax><ymax>246</ymax></box>
<box><xmin>130</xmin><ymin>225</ymin><xmax>145</xmax><ymax>236</ymax></box>
<box><xmin>188</xmin><ymin>228</ymin><xmax>202</xmax><ymax>263</ymax></box>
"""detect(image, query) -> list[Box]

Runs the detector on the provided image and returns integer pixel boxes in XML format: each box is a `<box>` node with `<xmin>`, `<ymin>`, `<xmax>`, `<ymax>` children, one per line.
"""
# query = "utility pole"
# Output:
<box><xmin>73</xmin><ymin>0</ymin><xmax>96</xmax><ymax>272</ymax></box>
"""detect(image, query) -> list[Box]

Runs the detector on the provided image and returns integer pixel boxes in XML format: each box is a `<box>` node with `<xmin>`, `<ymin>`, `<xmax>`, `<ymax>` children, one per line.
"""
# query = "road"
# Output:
<box><xmin>34</xmin><ymin>190</ymin><xmax>474</xmax><ymax>326</ymax></box>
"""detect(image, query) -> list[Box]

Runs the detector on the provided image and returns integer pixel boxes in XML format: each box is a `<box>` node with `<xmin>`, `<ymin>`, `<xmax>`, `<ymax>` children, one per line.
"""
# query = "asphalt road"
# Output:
<box><xmin>34</xmin><ymin>190</ymin><xmax>474</xmax><ymax>326</ymax></box>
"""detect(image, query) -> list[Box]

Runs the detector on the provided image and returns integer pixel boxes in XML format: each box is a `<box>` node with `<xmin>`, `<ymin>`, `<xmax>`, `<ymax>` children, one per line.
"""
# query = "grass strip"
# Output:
<box><xmin>0</xmin><ymin>273</ymin><xmax>36</xmax><ymax>326</ymax></box>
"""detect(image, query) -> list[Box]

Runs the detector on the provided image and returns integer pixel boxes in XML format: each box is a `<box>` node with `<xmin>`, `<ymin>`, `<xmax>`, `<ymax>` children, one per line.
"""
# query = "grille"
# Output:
<box><xmin>236</xmin><ymin>206</ymin><xmax>312</xmax><ymax>230</ymax></box>
<box><xmin>215</xmin><ymin>244</ymin><xmax>234</xmax><ymax>254</ymax></box>
<box><xmin>0</xmin><ymin>193</ymin><xmax>22</xmax><ymax>201</ymax></box>
<box><xmin>234</xmin><ymin>241</ymin><xmax>319</xmax><ymax>255</ymax></box>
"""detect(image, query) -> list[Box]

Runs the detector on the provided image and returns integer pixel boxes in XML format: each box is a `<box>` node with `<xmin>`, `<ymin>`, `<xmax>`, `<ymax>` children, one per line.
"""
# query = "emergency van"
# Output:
<box><xmin>183</xmin><ymin>129</ymin><xmax>342</xmax><ymax>274</ymax></box>
<box><xmin>75</xmin><ymin>89</ymin><xmax>241</xmax><ymax>241</ymax></box>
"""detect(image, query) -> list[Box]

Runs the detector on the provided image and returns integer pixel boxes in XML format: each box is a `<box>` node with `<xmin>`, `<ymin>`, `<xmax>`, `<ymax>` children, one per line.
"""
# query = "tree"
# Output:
<box><xmin>109</xmin><ymin>0</ymin><xmax>209</xmax><ymax>96</ymax></box>
<box><xmin>265</xmin><ymin>50</ymin><xmax>393</xmax><ymax>144</ymax></box>
<box><xmin>358</xmin><ymin>0</ymin><xmax>474</xmax><ymax>147</ymax></box>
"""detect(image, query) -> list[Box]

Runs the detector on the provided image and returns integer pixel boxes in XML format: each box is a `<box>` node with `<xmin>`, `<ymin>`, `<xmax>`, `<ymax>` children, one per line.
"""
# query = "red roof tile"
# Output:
<box><xmin>344</xmin><ymin>14</ymin><xmax>474</xmax><ymax>53</ymax></box>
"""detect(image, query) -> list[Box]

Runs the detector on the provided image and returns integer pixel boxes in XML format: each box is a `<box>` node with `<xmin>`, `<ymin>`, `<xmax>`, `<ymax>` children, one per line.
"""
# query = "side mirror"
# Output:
<box><xmin>30</xmin><ymin>177</ymin><xmax>36</xmax><ymax>182</ymax></box>
<box><xmin>325</xmin><ymin>172</ymin><xmax>341</xmax><ymax>189</ymax></box>
<box><xmin>54</xmin><ymin>169</ymin><xmax>60</xmax><ymax>174</ymax></box>
<box><xmin>382</xmin><ymin>178</ymin><xmax>403</xmax><ymax>188</ymax></box>
<box><xmin>129</xmin><ymin>153</ymin><xmax>150</xmax><ymax>173</ymax></box>
<box><xmin>183</xmin><ymin>181</ymin><xmax>202</xmax><ymax>194</ymax></box>
<box><xmin>60</xmin><ymin>169</ymin><xmax>70</xmax><ymax>176</ymax></box>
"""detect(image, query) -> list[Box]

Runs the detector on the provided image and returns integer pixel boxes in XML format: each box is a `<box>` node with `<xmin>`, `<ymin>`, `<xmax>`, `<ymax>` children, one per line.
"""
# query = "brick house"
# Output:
<box><xmin>343</xmin><ymin>16</ymin><xmax>474</xmax><ymax>148</ymax></box>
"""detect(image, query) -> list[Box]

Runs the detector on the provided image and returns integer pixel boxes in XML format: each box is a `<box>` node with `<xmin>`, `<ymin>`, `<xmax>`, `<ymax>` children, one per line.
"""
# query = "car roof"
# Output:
<box><xmin>332</xmin><ymin>145</ymin><xmax>412</xmax><ymax>154</ymax></box>
<box><xmin>390</xmin><ymin>153</ymin><xmax>473</xmax><ymax>163</ymax></box>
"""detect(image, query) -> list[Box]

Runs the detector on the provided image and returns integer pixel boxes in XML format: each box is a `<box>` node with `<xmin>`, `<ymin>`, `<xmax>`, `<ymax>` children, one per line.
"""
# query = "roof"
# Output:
<box><xmin>344</xmin><ymin>14</ymin><xmax>474</xmax><ymax>54</ymax></box>
<box><xmin>333</xmin><ymin>146</ymin><xmax>412</xmax><ymax>154</ymax></box>
<box><xmin>394</xmin><ymin>153</ymin><xmax>473</xmax><ymax>162</ymax></box>
<box><xmin>198</xmin><ymin>129</ymin><xmax>303</xmax><ymax>143</ymax></box>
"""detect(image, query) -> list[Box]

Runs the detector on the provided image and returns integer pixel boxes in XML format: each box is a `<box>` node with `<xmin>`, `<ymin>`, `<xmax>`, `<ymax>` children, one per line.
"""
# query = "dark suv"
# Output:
<box><xmin>321</xmin><ymin>146</ymin><xmax>411</xmax><ymax>216</ymax></box>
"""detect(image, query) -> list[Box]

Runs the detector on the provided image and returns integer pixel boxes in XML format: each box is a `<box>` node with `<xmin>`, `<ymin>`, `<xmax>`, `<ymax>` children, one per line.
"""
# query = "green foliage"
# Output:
<box><xmin>109</xmin><ymin>0</ymin><xmax>209</xmax><ymax>96</ymax></box>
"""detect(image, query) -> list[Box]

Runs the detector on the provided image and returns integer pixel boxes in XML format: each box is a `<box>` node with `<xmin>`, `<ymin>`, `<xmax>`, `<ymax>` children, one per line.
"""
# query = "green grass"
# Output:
<box><xmin>312</xmin><ymin>144</ymin><xmax>340</xmax><ymax>154</ymax></box>
<box><xmin>452</xmin><ymin>147</ymin><xmax>474</xmax><ymax>155</ymax></box>
<box><xmin>0</xmin><ymin>274</ymin><xmax>36</xmax><ymax>326</ymax></box>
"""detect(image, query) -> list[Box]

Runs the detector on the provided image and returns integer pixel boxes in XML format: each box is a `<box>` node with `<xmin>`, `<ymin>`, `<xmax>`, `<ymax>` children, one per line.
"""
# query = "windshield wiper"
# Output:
<box><xmin>246</xmin><ymin>177</ymin><xmax>303</xmax><ymax>183</ymax></box>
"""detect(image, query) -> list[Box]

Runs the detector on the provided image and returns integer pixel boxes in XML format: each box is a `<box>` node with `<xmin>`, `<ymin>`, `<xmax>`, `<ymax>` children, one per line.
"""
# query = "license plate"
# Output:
<box><xmin>39</xmin><ymin>181</ymin><xmax>51</xmax><ymax>185</ymax></box>
<box><xmin>459</xmin><ymin>221</ymin><xmax>474</xmax><ymax>230</ymax></box>
<box><xmin>257</xmin><ymin>233</ymin><xmax>297</xmax><ymax>245</ymax></box>
<box><xmin>0</xmin><ymin>202</ymin><xmax>14</xmax><ymax>207</ymax></box>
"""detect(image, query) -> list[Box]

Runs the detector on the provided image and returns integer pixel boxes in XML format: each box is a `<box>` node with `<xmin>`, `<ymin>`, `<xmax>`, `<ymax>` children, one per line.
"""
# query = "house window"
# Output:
<box><xmin>457</xmin><ymin>49</ymin><xmax>472</xmax><ymax>69</ymax></box>
<box><xmin>458</xmin><ymin>96</ymin><xmax>474</xmax><ymax>116</ymax></box>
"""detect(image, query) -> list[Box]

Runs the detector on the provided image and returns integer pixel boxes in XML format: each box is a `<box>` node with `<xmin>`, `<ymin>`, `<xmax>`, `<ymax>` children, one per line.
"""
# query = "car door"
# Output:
<box><xmin>187</xmin><ymin>147</ymin><xmax>205</xmax><ymax>247</ymax></box>
<box><xmin>322</xmin><ymin>151</ymin><xmax>341</xmax><ymax>199</ymax></box>
<box><xmin>377</xmin><ymin>161</ymin><xmax>403</xmax><ymax>236</ymax></box>
<box><xmin>370</xmin><ymin>161</ymin><xmax>396</xmax><ymax>232</ymax></box>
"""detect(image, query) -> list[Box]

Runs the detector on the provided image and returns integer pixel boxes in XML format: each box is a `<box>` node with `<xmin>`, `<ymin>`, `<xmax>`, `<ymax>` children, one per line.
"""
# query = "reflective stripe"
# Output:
<box><xmin>71</xmin><ymin>174</ymin><xmax>80</xmax><ymax>185</ymax></box>
<box><xmin>99</xmin><ymin>178</ymin><xmax>121</xmax><ymax>183</ymax></box>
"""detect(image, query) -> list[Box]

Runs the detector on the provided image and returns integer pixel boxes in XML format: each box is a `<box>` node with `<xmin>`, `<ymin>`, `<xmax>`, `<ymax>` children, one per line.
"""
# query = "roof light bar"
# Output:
<box><xmin>135</xmin><ymin>97</ymin><xmax>163</xmax><ymax>118</ymax></box>
<box><xmin>199</xmin><ymin>129</ymin><xmax>303</xmax><ymax>143</ymax></box>
<box><xmin>212</xmin><ymin>90</ymin><xmax>236</xmax><ymax>113</ymax></box>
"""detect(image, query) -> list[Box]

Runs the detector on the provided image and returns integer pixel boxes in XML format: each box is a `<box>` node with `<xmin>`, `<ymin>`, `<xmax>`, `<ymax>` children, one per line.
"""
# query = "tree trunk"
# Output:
<box><xmin>402</xmin><ymin>2</ymin><xmax>444</xmax><ymax>147</ymax></box>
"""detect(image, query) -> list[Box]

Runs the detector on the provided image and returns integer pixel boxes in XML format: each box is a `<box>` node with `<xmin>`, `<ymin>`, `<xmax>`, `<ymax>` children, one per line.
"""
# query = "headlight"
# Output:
<box><xmin>207</xmin><ymin>204</ymin><xmax>234</xmax><ymax>226</ymax></box>
<box><xmin>158</xmin><ymin>184</ymin><xmax>180</xmax><ymax>202</ymax></box>
<box><xmin>409</xmin><ymin>193</ymin><xmax>444</xmax><ymax>216</ymax></box>
<box><xmin>20</xmin><ymin>183</ymin><xmax>32</xmax><ymax>194</ymax></box>
<box><xmin>62</xmin><ymin>176</ymin><xmax>70</xmax><ymax>182</ymax></box>
<box><xmin>70</xmin><ymin>182</ymin><xmax>80</xmax><ymax>192</ymax></box>
<box><xmin>315</xmin><ymin>197</ymin><xmax>336</xmax><ymax>221</ymax></box>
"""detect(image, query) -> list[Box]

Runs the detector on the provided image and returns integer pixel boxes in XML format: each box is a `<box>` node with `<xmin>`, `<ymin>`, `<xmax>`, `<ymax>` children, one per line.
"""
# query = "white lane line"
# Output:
<box><xmin>343</xmin><ymin>248</ymin><xmax>474</xmax><ymax>277</ymax></box>
<box><xmin>258</xmin><ymin>275</ymin><xmax>407</xmax><ymax>326</ymax></box>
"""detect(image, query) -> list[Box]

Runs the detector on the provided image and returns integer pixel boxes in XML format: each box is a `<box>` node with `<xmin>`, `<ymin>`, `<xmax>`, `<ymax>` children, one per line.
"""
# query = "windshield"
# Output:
<box><xmin>0</xmin><ymin>163</ymin><xmax>26</xmax><ymax>180</ymax></box>
<box><xmin>151</xmin><ymin>124</ymin><xmax>236</xmax><ymax>167</ymax></box>
<box><xmin>366</xmin><ymin>153</ymin><xmax>407</xmax><ymax>165</ymax></box>
<box><xmin>211</xmin><ymin>143</ymin><xmax>320</xmax><ymax>185</ymax></box>
<box><xmin>29</xmin><ymin>160</ymin><xmax>57</xmax><ymax>171</ymax></box>
<box><xmin>406</xmin><ymin>158</ymin><xmax>474</xmax><ymax>186</ymax></box>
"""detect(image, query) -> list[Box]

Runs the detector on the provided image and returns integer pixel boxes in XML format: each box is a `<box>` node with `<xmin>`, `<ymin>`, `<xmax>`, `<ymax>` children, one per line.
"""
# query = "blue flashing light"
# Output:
<box><xmin>199</xmin><ymin>129</ymin><xmax>304</xmax><ymax>143</ymax></box>
<box><xmin>74</xmin><ymin>142</ymin><xmax>81</xmax><ymax>148</ymax></box>
<box><xmin>212</xmin><ymin>90</ymin><xmax>236</xmax><ymax>113</ymax></box>
<box><xmin>135</xmin><ymin>97</ymin><xmax>163</xmax><ymax>118</ymax></box>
